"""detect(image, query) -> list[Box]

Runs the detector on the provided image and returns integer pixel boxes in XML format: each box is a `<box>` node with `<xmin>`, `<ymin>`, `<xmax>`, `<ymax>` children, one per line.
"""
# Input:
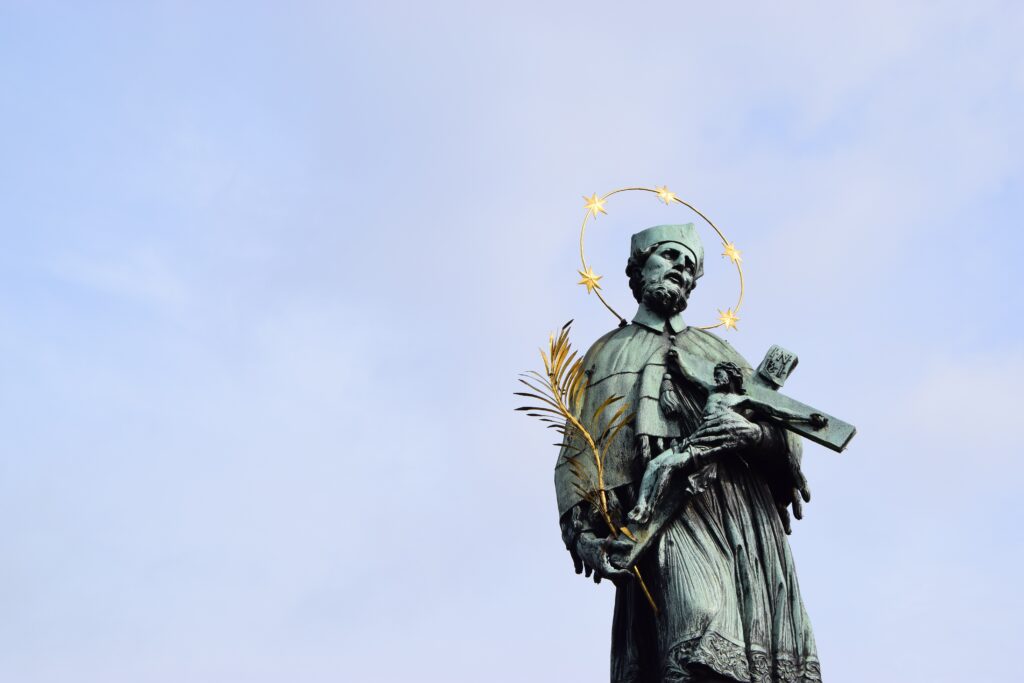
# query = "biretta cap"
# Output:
<box><xmin>630</xmin><ymin>223</ymin><xmax>704</xmax><ymax>278</ymax></box>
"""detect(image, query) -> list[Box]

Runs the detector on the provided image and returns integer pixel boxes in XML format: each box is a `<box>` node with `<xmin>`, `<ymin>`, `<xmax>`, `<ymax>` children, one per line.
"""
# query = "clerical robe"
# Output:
<box><xmin>555</xmin><ymin>313</ymin><xmax>822</xmax><ymax>683</ymax></box>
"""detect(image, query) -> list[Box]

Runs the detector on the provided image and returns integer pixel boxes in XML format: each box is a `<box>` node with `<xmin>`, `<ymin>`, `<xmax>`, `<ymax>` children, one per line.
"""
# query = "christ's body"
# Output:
<box><xmin>628</xmin><ymin>362</ymin><xmax>747</xmax><ymax>525</ymax></box>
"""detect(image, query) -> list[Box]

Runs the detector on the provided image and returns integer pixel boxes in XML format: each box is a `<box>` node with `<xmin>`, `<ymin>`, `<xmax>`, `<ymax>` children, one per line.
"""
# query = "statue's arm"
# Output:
<box><xmin>683</xmin><ymin>400</ymin><xmax>811</xmax><ymax>533</ymax></box>
<box><xmin>744</xmin><ymin>397</ymin><xmax>828</xmax><ymax>429</ymax></box>
<box><xmin>756</xmin><ymin>424</ymin><xmax>811</xmax><ymax>534</ymax></box>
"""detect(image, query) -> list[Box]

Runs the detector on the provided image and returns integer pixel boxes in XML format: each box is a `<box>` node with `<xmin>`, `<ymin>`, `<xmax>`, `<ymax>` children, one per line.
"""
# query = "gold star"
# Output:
<box><xmin>722</xmin><ymin>242</ymin><xmax>742</xmax><ymax>264</ymax></box>
<box><xmin>718</xmin><ymin>308</ymin><xmax>740</xmax><ymax>331</ymax></box>
<box><xmin>583</xmin><ymin>193</ymin><xmax>607</xmax><ymax>218</ymax></box>
<box><xmin>577</xmin><ymin>267</ymin><xmax>603</xmax><ymax>294</ymax></box>
<box><xmin>655</xmin><ymin>185</ymin><xmax>677</xmax><ymax>204</ymax></box>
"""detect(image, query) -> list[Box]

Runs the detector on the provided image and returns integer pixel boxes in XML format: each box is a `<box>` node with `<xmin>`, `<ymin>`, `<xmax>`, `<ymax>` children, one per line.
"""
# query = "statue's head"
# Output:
<box><xmin>625</xmin><ymin>224</ymin><xmax>704</xmax><ymax>317</ymax></box>
<box><xmin>713</xmin><ymin>361</ymin><xmax>744</xmax><ymax>393</ymax></box>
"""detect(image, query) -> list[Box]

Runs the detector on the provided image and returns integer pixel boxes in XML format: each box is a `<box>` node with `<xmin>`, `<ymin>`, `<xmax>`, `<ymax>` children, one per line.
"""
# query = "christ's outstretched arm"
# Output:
<box><xmin>744</xmin><ymin>397</ymin><xmax>828</xmax><ymax>430</ymax></box>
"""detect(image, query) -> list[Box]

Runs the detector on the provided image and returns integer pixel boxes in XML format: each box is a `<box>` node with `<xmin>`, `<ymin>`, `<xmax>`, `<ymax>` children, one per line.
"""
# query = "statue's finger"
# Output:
<box><xmin>791</xmin><ymin>490</ymin><xmax>804</xmax><ymax>520</ymax></box>
<box><xmin>689</xmin><ymin>426</ymin><xmax>731</xmax><ymax>440</ymax></box>
<box><xmin>682</xmin><ymin>441</ymin><xmax>719</xmax><ymax>455</ymax></box>
<box><xmin>790</xmin><ymin>459</ymin><xmax>808</xmax><ymax>482</ymax></box>
<box><xmin>778</xmin><ymin>505</ymin><xmax>792</xmax><ymax>535</ymax></box>
<box><xmin>606</xmin><ymin>539</ymin><xmax>633</xmax><ymax>553</ymax></box>
<box><xmin>697</xmin><ymin>417</ymin><xmax>733</xmax><ymax>430</ymax></box>
<box><xmin>602</xmin><ymin>561</ymin><xmax>634</xmax><ymax>582</ymax></box>
<box><xmin>687</xmin><ymin>433</ymin><xmax>724</xmax><ymax>444</ymax></box>
<box><xmin>695</xmin><ymin>422</ymin><xmax>733</xmax><ymax>434</ymax></box>
<box><xmin>697</xmin><ymin>422</ymin><xmax>743</xmax><ymax>438</ymax></box>
<box><xmin>685</xmin><ymin>439</ymin><xmax>728</xmax><ymax>453</ymax></box>
<box><xmin>801</xmin><ymin>484</ymin><xmax>812</xmax><ymax>503</ymax></box>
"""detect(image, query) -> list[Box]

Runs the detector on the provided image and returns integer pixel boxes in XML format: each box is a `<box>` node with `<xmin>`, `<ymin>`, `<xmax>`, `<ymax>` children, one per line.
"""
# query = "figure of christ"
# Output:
<box><xmin>628</xmin><ymin>360</ymin><xmax>827</xmax><ymax>526</ymax></box>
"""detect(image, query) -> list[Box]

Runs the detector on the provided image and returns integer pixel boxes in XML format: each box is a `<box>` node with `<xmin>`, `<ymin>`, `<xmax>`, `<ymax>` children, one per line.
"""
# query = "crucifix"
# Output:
<box><xmin>682</xmin><ymin>343</ymin><xmax>857</xmax><ymax>452</ymax></box>
<box><xmin>614</xmin><ymin>344</ymin><xmax>856</xmax><ymax>569</ymax></box>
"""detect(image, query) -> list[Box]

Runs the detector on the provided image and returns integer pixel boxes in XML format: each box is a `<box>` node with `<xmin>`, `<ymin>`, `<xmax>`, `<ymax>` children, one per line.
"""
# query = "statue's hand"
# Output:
<box><xmin>575</xmin><ymin>532</ymin><xmax>634</xmax><ymax>585</ymax></box>
<box><xmin>777</xmin><ymin>449</ymin><xmax>812</xmax><ymax>534</ymax></box>
<box><xmin>685</xmin><ymin>410</ymin><xmax>764</xmax><ymax>459</ymax></box>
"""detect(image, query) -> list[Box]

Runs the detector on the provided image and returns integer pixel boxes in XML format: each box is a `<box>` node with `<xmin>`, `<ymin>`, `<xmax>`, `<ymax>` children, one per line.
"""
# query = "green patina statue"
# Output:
<box><xmin>553</xmin><ymin>224</ymin><xmax>855</xmax><ymax>683</ymax></box>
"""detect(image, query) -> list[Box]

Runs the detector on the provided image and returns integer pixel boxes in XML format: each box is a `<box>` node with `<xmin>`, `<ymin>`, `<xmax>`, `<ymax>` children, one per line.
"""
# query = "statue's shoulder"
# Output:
<box><xmin>583</xmin><ymin>323</ymin><xmax>652</xmax><ymax>361</ymax></box>
<box><xmin>583</xmin><ymin>324</ymin><xmax>635</xmax><ymax>355</ymax></box>
<box><xmin>680</xmin><ymin>327</ymin><xmax>752</xmax><ymax>369</ymax></box>
<box><xmin>683</xmin><ymin>326</ymin><xmax>729</xmax><ymax>347</ymax></box>
<box><xmin>578</xmin><ymin>324</ymin><xmax>665</xmax><ymax>382</ymax></box>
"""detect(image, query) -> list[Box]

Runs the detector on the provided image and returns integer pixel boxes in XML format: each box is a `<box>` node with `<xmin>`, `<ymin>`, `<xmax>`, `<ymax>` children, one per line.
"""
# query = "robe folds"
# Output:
<box><xmin>554</xmin><ymin>322</ymin><xmax>822</xmax><ymax>683</ymax></box>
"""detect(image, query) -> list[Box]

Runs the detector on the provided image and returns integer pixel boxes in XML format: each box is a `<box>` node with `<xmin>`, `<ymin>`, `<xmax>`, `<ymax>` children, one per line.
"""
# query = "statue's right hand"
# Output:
<box><xmin>575</xmin><ymin>533</ymin><xmax>635</xmax><ymax>585</ymax></box>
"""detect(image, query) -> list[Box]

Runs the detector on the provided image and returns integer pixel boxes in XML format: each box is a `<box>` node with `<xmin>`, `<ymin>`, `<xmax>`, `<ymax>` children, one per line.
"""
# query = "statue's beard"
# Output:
<box><xmin>642</xmin><ymin>279</ymin><xmax>689</xmax><ymax>317</ymax></box>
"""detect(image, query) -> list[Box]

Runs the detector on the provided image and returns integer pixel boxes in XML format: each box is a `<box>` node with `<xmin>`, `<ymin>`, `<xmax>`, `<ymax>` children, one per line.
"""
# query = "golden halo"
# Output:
<box><xmin>578</xmin><ymin>186</ymin><xmax>745</xmax><ymax>331</ymax></box>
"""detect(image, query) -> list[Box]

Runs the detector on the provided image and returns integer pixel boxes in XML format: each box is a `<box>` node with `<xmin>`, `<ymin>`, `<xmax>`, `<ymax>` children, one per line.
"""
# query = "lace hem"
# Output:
<box><xmin>663</xmin><ymin>632</ymin><xmax>822</xmax><ymax>683</ymax></box>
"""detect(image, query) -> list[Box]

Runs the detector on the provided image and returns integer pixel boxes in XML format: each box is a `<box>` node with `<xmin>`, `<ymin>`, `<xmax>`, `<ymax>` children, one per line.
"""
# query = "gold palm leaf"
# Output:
<box><xmin>515</xmin><ymin>320</ymin><xmax>657</xmax><ymax>614</ymax></box>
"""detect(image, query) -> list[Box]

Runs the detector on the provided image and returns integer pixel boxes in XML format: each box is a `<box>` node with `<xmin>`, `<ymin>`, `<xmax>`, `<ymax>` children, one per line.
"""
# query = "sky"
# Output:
<box><xmin>1</xmin><ymin>1</ymin><xmax>1022</xmax><ymax>681</ymax></box>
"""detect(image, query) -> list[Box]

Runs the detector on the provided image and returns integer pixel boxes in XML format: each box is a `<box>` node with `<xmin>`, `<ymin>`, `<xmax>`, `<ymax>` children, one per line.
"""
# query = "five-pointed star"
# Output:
<box><xmin>718</xmin><ymin>308</ymin><xmax>740</xmax><ymax>331</ymax></box>
<box><xmin>583</xmin><ymin>193</ymin><xmax>607</xmax><ymax>218</ymax></box>
<box><xmin>722</xmin><ymin>242</ymin><xmax>742</xmax><ymax>264</ymax></box>
<box><xmin>577</xmin><ymin>267</ymin><xmax>603</xmax><ymax>294</ymax></box>
<box><xmin>655</xmin><ymin>185</ymin><xmax>677</xmax><ymax>205</ymax></box>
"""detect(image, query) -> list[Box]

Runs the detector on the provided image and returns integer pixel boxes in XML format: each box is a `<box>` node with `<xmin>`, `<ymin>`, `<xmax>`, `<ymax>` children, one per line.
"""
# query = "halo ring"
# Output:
<box><xmin>579</xmin><ymin>186</ymin><xmax>744</xmax><ymax>331</ymax></box>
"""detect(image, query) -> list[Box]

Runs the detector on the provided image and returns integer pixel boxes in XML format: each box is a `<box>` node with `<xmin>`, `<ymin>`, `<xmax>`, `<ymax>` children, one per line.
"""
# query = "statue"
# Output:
<box><xmin>543</xmin><ymin>222</ymin><xmax>856</xmax><ymax>683</ymax></box>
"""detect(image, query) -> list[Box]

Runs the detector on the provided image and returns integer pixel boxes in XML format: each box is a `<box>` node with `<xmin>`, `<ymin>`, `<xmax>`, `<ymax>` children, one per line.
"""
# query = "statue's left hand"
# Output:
<box><xmin>777</xmin><ymin>450</ymin><xmax>812</xmax><ymax>534</ymax></box>
<box><xmin>685</xmin><ymin>410</ymin><xmax>764</xmax><ymax>458</ymax></box>
<box><xmin>575</xmin><ymin>533</ymin><xmax>635</xmax><ymax>585</ymax></box>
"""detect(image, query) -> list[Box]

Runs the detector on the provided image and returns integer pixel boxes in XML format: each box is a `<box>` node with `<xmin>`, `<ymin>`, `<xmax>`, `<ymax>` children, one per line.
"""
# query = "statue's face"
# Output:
<box><xmin>714</xmin><ymin>368</ymin><xmax>728</xmax><ymax>386</ymax></box>
<box><xmin>640</xmin><ymin>241</ymin><xmax>698</xmax><ymax>316</ymax></box>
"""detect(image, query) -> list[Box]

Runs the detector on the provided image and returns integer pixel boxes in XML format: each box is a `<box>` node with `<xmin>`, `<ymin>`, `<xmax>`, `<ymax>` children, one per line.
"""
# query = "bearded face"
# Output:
<box><xmin>637</xmin><ymin>242</ymin><xmax>698</xmax><ymax>317</ymax></box>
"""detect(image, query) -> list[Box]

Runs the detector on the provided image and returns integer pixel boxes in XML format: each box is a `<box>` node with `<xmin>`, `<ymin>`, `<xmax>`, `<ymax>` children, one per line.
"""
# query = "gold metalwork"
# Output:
<box><xmin>582</xmin><ymin>193</ymin><xmax>608</xmax><ymax>218</ymax></box>
<box><xmin>578</xmin><ymin>186</ymin><xmax>745</xmax><ymax>331</ymax></box>
<box><xmin>722</xmin><ymin>242</ymin><xmax>742</xmax><ymax>264</ymax></box>
<box><xmin>718</xmin><ymin>308</ymin><xmax>740</xmax><ymax>330</ymax></box>
<box><xmin>515</xmin><ymin>322</ymin><xmax>658</xmax><ymax>615</ymax></box>
<box><xmin>655</xmin><ymin>185</ymin><xmax>677</xmax><ymax>204</ymax></box>
<box><xmin>577</xmin><ymin>267</ymin><xmax>603</xmax><ymax>294</ymax></box>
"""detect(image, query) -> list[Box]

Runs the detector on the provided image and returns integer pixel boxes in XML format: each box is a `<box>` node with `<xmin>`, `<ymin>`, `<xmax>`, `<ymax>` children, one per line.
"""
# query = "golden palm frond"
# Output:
<box><xmin>514</xmin><ymin>321</ymin><xmax>623</xmax><ymax>529</ymax></box>
<box><xmin>515</xmin><ymin>320</ymin><xmax>657</xmax><ymax>614</ymax></box>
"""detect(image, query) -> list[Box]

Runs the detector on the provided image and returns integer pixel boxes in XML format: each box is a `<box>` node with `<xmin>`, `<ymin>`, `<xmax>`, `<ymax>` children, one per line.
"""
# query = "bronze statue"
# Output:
<box><xmin>547</xmin><ymin>223</ymin><xmax>855</xmax><ymax>683</ymax></box>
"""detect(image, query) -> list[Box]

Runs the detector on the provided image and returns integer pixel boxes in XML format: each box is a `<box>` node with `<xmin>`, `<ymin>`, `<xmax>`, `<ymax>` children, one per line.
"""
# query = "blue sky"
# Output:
<box><xmin>1</xmin><ymin>2</ymin><xmax>1022</xmax><ymax>681</ymax></box>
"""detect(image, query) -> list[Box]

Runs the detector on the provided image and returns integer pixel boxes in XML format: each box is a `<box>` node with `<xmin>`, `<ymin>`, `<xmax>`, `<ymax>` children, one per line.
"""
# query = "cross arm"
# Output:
<box><xmin>668</xmin><ymin>344</ymin><xmax>857</xmax><ymax>453</ymax></box>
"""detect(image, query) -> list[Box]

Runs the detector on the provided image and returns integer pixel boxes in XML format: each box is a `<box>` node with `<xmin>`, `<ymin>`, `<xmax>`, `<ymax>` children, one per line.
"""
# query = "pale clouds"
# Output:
<box><xmin>49</xmin><ymin>246</ymin><xmax>189</xmax><ymax>312</ymax></box>
<box><xmin>899</xmin><ymin>352</ymin><xmax>1024</xmax><ymax>459</ymax></box>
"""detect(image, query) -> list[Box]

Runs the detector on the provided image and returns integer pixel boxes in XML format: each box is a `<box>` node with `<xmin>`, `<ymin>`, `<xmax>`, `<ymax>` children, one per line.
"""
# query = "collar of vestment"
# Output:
<box><xmin>631</xmin><ymin>303</ymin><xmax>686</xmax><ymax>334</ymax></box>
